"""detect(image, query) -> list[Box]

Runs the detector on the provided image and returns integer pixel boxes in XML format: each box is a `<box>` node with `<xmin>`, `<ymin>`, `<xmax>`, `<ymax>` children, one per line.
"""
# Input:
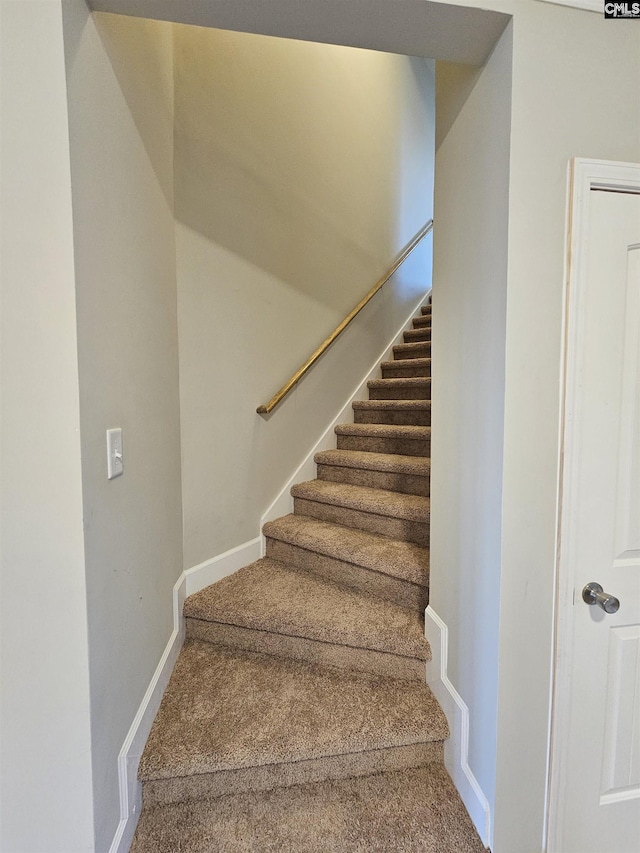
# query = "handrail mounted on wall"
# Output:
<box><xmin>257</xmin><ymin>218</ymin><xmax>434</xmax><ymax>415</ymax></box>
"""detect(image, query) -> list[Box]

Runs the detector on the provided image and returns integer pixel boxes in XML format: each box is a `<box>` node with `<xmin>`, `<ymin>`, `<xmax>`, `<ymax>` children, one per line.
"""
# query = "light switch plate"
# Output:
<box><xmin>106</xmin><ymin>428</ymin><xmax>123</xmax><ymax>479</ymax></box>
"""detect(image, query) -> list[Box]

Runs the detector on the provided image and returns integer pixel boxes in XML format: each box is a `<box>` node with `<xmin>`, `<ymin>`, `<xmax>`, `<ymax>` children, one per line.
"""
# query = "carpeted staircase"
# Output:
<box><xmin>130</xmin><ymin>300</ymin><xmax>485</xmax><ymax>852</ymax></box>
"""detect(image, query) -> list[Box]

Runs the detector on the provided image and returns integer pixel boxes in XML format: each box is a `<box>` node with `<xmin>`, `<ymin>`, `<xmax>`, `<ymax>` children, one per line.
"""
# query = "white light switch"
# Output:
<box><xmin>106</xmin><ymin>428</ymin><xmax>123</xmax><ymax>479</ymax></box>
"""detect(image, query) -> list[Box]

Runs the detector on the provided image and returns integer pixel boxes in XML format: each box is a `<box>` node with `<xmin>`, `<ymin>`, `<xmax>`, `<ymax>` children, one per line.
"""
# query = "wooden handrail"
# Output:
<box><xmin>257</xmin><ymin>218</ymin><xmax>434</xmax><ymax>415</ymax></box>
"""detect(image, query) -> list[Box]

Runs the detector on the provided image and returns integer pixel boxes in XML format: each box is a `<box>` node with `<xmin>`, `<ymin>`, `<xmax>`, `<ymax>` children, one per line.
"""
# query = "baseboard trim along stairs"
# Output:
<box><xmin>118</xmin><ymin>294</ymin><xmax>489</xmax><ymax>852</ymax></box>
<box><xmin>108</xmin><ymin>537</ymin><xmax>263</xmax><ymax>853</ymax></box>
<box><xmin>424</xmin><ymin>606</ymin><xmax>493</xmax><ymax>847</ymax></box>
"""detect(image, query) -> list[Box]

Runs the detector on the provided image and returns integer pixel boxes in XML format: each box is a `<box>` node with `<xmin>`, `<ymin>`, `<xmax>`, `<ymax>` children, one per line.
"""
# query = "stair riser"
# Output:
<box><xmin>337</xmin><ymin>434</ymin><xmax>430</xmax><ymax>457</ymax></box>
<box><xmin>393</xmin><ymin>344</ymin><xmax>431</xmax><ymax>360</ymax></box>
<box><xmin>368</xmin><ymin>385</ymin><xmax>430</xmax><ymax>401</ymax></box>
<box><xmin>381</xmin><ymin>364</ymin><xmax>431</xmax><ymax>379</ymax></box>
<box><xmin>265</xmin><ymin>537</ymin><xmax>428</xmax><ymax>611</ymax></box>
<box><xmin>186</xmin><ymin>617</ymin><xmax>427</xmax><ymax>681</ymax></box>
<box><xmin>294</xmin><ymin>497</ymin><xmax>429</xmax><ymax>546</ymax></box>
<box><xmin>403</xmin><ymin>329</ymin><xmax>432</xmax><ymax>343</ymax></box>
<box><xmin>142</xmin><ymin>741</ymin><xmax>444</xmax><ymax>808</ymax></box>
<box><xmin>317</xmin><ymin>464</ymin><xmax>429</xmax><ymax>497</ymax></box>
<box><xmin>353</xmin><ymin>408</ymin><xmax>430</xmax><ymax>426</ymax></box>
<box><xmin>421</xmin><ymin>306</ymin><xmax>432</xmax><ymax>316</ymax></box>
<box><xmin>412</xmin><ymin>316</ymin><xmax>432</xmax><ymax>328</ymax></box>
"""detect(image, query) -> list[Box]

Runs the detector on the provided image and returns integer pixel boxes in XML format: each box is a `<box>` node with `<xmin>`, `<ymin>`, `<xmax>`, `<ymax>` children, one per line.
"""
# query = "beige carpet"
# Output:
<box><xmin>184</xmin><ymin>558</ymin><xmax>431</xmax><ymax>664</ymax></box>
<box><xmin>263</xmin><ymin>512</ymin><xmax>428</xmax><ymax>584</ymax></box>
<box><xmin>139</xmin><ymin>639</ymin><xmax>447</xmax><ymax>806</ymax></box>
<box><xmin>133</xmin><ymin>300</ymin><xmax>487</xmax><ymax>850</ymax></box>
<box><xmin>131</xmin><ymin>765</ymin><xmax>485</xmax><ymax>853</ymax></box>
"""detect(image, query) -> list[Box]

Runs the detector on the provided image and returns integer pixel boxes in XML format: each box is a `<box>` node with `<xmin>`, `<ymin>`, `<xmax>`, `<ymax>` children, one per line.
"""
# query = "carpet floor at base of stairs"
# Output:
<box><xmin>130</xmin><ymin>764</ymin><xmax>485</xmax><ymax>853</ymax></box>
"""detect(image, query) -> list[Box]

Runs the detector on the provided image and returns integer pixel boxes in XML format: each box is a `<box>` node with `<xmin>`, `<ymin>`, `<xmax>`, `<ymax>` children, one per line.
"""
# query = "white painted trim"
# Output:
<box><xmin>259</xmin><ymin>287</ymin><xmax>432</xmax><ymax>548</ymax></box>
<box><xmin>184</xmin><ymin>536</ymin><xmax>262</xmax><ymax>597</ymax></box>
<box><xmin>108</xmin><ymin>573</ymin><xmax>186</xmax><ymax>853</ymax></box>
<box><xmin>108</xmin><ymin>536</ymin><xmax>261</xmax><ymax>853</ymax></box>
<box><xmin>424</xmin><ymin>606</ymin><xmax>492</xmax><ymax>849</ymax></box>
<box><xmin>546</xmin><ymin>158</ymin><xmax>640</xmax><ymax>853</ymax></box>
<box><xmin>535</xmin><ymin>0</ymin><xmax>601</xmax><ymax>12</ymax></box>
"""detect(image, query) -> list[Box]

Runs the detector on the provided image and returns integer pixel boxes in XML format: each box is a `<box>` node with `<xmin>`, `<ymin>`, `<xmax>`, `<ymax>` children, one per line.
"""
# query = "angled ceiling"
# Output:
<box><xmin>88</xmin><ymin>0</ymin><xmax>511</xmax><ymax>66</ymax></box>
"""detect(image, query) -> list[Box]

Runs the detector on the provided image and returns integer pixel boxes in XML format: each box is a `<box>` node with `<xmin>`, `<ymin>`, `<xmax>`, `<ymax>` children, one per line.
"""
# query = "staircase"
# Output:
<box><xmin>130</xmin><ymin>300</ymin><xmax>485</xmax><ymax>852</ymax></box>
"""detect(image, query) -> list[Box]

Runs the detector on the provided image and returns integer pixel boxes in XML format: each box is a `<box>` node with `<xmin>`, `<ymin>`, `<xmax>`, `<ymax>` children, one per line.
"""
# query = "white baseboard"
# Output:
<box><xmin>424</xmin><ymin>605</ymin><xmax>492</xmax><ymax>849</ymax></box>
<box><xmin>109</xmin><ymin>537</ymin><xmax>261</xmax><ymax>853</ymax></box>
<box><xmin>184</xmin><ymin>536</ymin><xmax>262</xmax><ymax>597</ymax></box>
<box><xmin>259</xmin><ymin>288</ymin><xmax>432</xmax><ymax>547</ymax></box>
<box><xmin>108</xmin><ymin>572</ymin><xmax>186</xmax><ymax>853</ymax></box>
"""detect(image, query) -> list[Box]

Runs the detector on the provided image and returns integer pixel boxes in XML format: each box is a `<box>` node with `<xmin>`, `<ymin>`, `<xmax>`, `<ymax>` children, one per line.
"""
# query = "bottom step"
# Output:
<box><xmin>139</xmin><ymin>640</ymin><xmax>447</xmax><ymax>807</ymax></box>
<box><xmin>131</xmin><ymin>764</ymin><xmax>485</xmax><ymax>853</ymax></box>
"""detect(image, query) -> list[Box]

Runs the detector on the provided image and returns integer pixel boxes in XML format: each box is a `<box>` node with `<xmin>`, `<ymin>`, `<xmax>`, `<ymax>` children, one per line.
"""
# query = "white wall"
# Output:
<box><xmin>5</xmin><ymin>2</ymin><xmax>637</xmax><ymax>851</ymax></box>
<box><xmin>174</xmin><ymin>28</ymin><xmax>435</xmax><ymax>567</ymax></box>
<box><xmin>432</xmin><ymin>2</ymin><xmax>640</xmax><ymax>851</ymax></box>
<box><xmin>61</xmin><ymin>6</ymin><xmax>182</xmax><ymax>850</ymax></box>
<box><xmin>0</xmin><ymin>2</ymin><xmax>95</xmax><ymax>851</ymax></box>
<box><xmin>494</xmin><ymin>5</ymin><xmax>639</xmax><ymax>850</ymax></box>
<box><xmin>430</xmin><ymin>23</ymin><xmax>512</xmax><ymax>836</ymax></box>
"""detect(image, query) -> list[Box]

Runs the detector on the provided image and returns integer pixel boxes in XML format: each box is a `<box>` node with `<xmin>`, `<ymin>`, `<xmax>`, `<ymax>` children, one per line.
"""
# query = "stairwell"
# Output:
<box><xmin>130</xmin><ymin>300</ymin><xmax>485</xmax><ymax>851</ymax></box>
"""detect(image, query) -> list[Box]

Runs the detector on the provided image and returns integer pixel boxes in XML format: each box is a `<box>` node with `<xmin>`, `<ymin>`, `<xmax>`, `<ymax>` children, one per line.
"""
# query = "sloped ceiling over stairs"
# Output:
<box><xmin>88</xmin><ymin>0</ymin><xmax>510</xmax><ymax>66</ymax></box>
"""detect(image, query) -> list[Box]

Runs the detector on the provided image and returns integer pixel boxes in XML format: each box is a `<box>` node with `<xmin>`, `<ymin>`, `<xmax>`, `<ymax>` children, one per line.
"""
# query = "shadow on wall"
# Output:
<box><xmin>89</xmin><ymin>15</ymin><xmax>435</xmax><ymax>351</ymax></box>
<box><xmin>435</xmin><ymin>60</ymin><xmax>482</xmax><ymax>152</ymax></box>
<box><xmin>81</xmin><ymin>14</ymin><xmax>435</xmax><ymax>571</ymax></box>
<box><xmin>173</xmin><ymin>25</ymin><xmax>433</xmax><ymax>313</ymax></box>
<box><xmin>394</xmin><ymin>55</ymin><xmax>436</xmax><ymax>240</ymax></box>
<box><xmin>94</xmin><ymin>13</ymin><xmax>175</xmax><ymax>209</ymax></box>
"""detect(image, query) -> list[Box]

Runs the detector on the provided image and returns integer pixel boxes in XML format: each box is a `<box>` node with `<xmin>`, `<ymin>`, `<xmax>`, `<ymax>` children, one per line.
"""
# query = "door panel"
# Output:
<box><xmin>601</xmin><ymin>625</ymin><xmax>640</xmax><ymax>801</ymax></box>
<box><xmin>553</xmin><ymin>185</ymin><xmax>640</xmax><ymax>853</ymax></box>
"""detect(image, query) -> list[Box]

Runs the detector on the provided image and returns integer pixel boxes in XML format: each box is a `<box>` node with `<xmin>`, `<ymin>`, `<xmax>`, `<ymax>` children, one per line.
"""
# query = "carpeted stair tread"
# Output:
<box><xmin>263</xmin><ymin>513</ymin><xmax>428</xmax><ymax>587</ymax></box>
<box><xmin>403</xmin><ymin>327</ymin><xmax>431</xmax><ymax>342</ymax></box>
<box><xmin>139</xmin><ymin>639</ymin><xmax>448</xmax><ymax>782</ymax></box>
<box><xmin>393</xmin><ymin>341</ymin><xmax>432</xmax><ymax>359</ymax></box>
<box><xmin>367</xmin><ymin>377</ymin><xmax>431</xmax><ymax>390</ymax></box>
<box><xmin>184</xmin><ymin>557</ymin><xmax>429</xmax><ymax>660</ymax></box>
<box><xmin>130</xmin><ymin>764</ymin><xmax>484</xmax><ymax>853</ymax></box>
<box><xmin>382</xmin><ymin>356</ymin><xmax>431</xmax><ymax>371</ymax></box>
<box><xmin>352</xmin><ymin>399</ymin><xmax>431</xmax><ymax>425</ymax></box>
<box><xmin>381</xmin><ymin>357</ymin><xmax>431</xmax><ymax>379</ymax></box>
<box><xmin>291</xmin><ymin>479</ymin><xmax>429</xmax><ymax>523</ymax></box>
<box><xmin>421</xmin><ymin>305</ymin><xmax>432</xmax><ymax>315</ymax></box>
<box><xmin>315</xmin><ymin>449</ymin><xmax>429</xmax><ymax>477</ymax></box>
<box><xmin>367</xmin><ymin>377</ymin><xmax>431</xmax><ymax>400</ymax></box>
<box><xmin>335</xmin><ymin>422</ymin><xmax>430</xmax><ymax>441</ymax></box>
<box><xmin>412</xmin><ymin>314</ymin><xmax>432</xmax><ymax>327</ymax></box>
<box><xmin>352</xmin><ymin>399</ymin><xmax>430</xmax><ymax>411</ymax></box>
<box><xmin>336</xmin><ymin>425</ymin><xmax>430</xmax><ymax>458</ymax></box>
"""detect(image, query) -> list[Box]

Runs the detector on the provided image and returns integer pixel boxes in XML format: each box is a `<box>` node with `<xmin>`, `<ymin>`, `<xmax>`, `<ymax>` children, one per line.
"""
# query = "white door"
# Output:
<box><xmin>549</xmin><ymin>161</ymin><xmax>640</xmax><ymax>853</ymax></box>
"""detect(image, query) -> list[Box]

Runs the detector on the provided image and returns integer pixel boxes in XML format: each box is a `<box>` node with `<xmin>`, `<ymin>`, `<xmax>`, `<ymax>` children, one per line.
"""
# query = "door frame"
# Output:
<box><xmin>546</xmin><ymin>157</ymin><xmax>640</xmax><ymax>851</ymax></box>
